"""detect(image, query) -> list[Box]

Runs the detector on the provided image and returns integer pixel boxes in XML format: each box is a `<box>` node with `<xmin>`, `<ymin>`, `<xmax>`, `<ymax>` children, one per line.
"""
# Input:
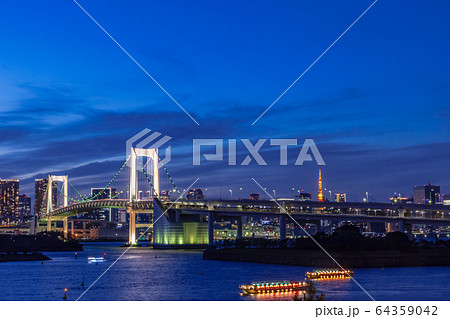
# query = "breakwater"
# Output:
<box><xmin>203</xmin><ymin>248</ymin><xmax>450</xmax><ymax>268</ymax></box>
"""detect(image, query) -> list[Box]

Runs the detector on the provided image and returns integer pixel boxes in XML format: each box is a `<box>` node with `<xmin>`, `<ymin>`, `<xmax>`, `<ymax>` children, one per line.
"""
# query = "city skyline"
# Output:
<box><xmin>0</xmin><ymin>1</ymin><xmax>450</xmax><ymax>203</ymax></box>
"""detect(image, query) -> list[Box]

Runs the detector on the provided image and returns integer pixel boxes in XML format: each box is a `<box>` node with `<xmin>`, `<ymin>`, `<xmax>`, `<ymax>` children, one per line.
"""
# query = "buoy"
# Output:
<box><xmin>63</xmin><ymin>288</ymin><xmax>67</xmax><ymax>300</ymax></box>
<box><xmin>75</xmin><ymin>252</ymin><xmax>77</xmax><ymax>259</ymax></box>
<box><xmin>382</xmin><ymin>267</ymin><xmax>384</xmax><ymax>271</ymax></box>
<box><xmin>81</xmin><ymin>276</ymin><xmax>85</xmax><ymax>287</ymax></box>
<box><xmin>200</xmin><ymin>272</ymin><xmax>203</xmax><ymax>275</ymax></box>
<box><xmin>155</xmin><ymin>255</ymin><xmax>157</xmax><ymax>258</ymax></box>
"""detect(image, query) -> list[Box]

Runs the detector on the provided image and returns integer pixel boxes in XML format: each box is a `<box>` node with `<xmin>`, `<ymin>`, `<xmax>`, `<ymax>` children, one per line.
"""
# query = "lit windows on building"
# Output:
<box><xmin>413</xmin><ymin>183</ymin><xmax>440</xmax><ymax>205</ymax></box>
<box><xmin>335</xmin><ymin>193</ymin><xmax>347</xmax><ymax>202</ymax></box>
<box><xmin>0</xmin><ymin>179</ymin><xmax>19</xmax><ymax>224</ymax></box>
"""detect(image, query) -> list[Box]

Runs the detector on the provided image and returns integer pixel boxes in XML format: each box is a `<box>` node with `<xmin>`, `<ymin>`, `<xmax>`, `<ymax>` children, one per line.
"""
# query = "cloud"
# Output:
<box><xmin>1</xmin><ymin>83</ymin><xmax>449</xmax><ymax>209</ymax></box>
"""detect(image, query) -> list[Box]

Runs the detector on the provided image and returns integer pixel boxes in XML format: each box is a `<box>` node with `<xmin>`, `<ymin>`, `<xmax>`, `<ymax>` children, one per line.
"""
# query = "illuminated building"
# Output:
<box><xmin>413</xmin><ymin>183</ymin><xmax>440</xmax><ymax>205</ymax></box>
<box><xmin>0</xmin><ymin>179</ymin><xmax>19</xmax><ymax>224</ymax></box>
<box><xmin>335</xmin><ymin>193</ymin><xmax>347</xmax><ymax>202</ymax></box>
<box><xmin>18</xmin><ymin>194</ymin><xmax>32</xmax><ymax>222</ymax></box>
<box><xmin>318</xmin><ymin>169</ymin><xmax>324</xmax><ymax>202</ymax></box>
<box><xmin>389</xmin><ymin>194</ymin><xmax>410</xmax><ymax>204</ymax></box>
<box><xmin>250</xmin><ymin>193</ymin><xmax>259</xmax><ymax>200</ymax></box>
<box><xmin>443</xmin><ymin>195</ymin><xmax>450</xmax><ymax>206</ymax></box>
<box><xmin>186</xmin><ymin>188</ymin><xmax>204</xmax><ymax>200</ymax></box>
<box><xmin>295</xmin><ymin>192</ymin><xmax>311</xmax><ymax>201</ymax></box>
<box><xmin>34</xmin><ymin>178</ymin><xmax>57</xmax><ymax>216</ymax></box>
<box><xmin>86</xmin><ymin>188</ymin><xmax>117</xmax><ymax>222</ymax></box>
<box><xmin>160</xmin><ymin>190</ymin><xmax>170</xmax><ymax>201</ymax></box>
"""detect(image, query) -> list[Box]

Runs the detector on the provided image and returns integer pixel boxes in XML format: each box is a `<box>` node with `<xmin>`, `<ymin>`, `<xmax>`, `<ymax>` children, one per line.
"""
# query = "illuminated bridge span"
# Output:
<box><xmin>33</xmin><ymin>146</ymin><xmax>450</xmax><ymax>246</ymax></box>
<box><xmin>50</xmin><ymin>199</ymin><xmax>151</xmax><ymax>217</ymax></box>
<box><xmin>46</xmin><ymin>197</ymin><xmax>450</xmax><ymax>246</ymax></box>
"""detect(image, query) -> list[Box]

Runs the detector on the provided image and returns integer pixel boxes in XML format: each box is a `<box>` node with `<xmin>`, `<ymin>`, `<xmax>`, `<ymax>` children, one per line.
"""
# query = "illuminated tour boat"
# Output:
<box><xmin>88</xmin><ymin>257</ymin><xmax>105</xmax><ymax>264</ymax></box>
<box><xmin>305</xmin><ymin>269</ymin><xmax>354</xmax><ymax>280</ymax></box>
<box><xmin>239</xmin><ymin>281</ymin><xmax>308</xmax><ymax>294</ymax></box>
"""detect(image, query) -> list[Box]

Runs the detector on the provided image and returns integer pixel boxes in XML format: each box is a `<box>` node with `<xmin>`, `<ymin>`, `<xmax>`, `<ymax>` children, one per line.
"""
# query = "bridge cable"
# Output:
<box><xmin>157</xmin><ymin>153</ymin><xmax>183</xmax><ymax>198</ymax></box>
<box><xmin>67</xmin><ymin>155</ymin><xmax>131</xmax><ymax>202</ymax></box>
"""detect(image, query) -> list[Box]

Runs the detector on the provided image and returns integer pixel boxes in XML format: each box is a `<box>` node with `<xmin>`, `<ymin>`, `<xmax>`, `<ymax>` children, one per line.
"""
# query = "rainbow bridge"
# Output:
<box><xmin>31</xmin><ymin>147</ymin><xmax>450</xmax><ymax>247</ymax></box>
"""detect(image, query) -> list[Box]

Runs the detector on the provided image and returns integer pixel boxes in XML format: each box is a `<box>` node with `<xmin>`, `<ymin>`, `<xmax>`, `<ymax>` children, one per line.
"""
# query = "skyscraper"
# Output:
<box><xmin>34</xmin><ymin>178</ymin><xmax>57</xmax><ymax>216</ymax></box>
<box><xmin>0</xmin><ymin>179</ymin><xmax>19</xmax><ymax>224</ymax></box>
<box><xmin>18</xmin><ymin>194</ymin><xmax>32</xmax><ymax>222</ymax></box>
<box><xmin>318</xmin><ymin>169</ymin><xmax>324</xmax><ymax>202</ymax></box>
<box><xmin>88</xmin><ymin>188</ymin><xmax>117</xmax><ymax>221</ymax></box>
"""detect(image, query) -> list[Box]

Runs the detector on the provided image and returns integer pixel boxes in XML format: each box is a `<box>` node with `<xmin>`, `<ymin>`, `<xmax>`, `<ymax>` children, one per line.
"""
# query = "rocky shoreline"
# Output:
<box><xmin>203</xmin><ymin>247</ymin><xmax>450</xmax><ymax>268</ymax></box>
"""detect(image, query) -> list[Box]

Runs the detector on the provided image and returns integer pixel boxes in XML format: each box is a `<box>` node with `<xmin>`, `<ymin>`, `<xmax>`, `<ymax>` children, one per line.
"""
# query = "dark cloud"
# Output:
<box><xmin>1</xmin><ymin>83</ymin><xmax>449</xmax><ymax>209</ymax></box>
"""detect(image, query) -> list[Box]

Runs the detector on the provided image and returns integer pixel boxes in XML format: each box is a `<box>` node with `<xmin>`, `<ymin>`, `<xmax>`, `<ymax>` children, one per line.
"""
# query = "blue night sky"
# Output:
<box><xmin>0</xmin><ymin>0</ymin><xmax>449</xmax><ymax>204</ymax></box>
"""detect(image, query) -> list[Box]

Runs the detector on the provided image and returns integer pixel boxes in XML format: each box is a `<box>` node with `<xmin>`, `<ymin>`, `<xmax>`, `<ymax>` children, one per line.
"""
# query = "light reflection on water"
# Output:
<box><xmin>0</xmin><ymin>242</ymin><xmax>448</xmax><ymax>301</ymax></box>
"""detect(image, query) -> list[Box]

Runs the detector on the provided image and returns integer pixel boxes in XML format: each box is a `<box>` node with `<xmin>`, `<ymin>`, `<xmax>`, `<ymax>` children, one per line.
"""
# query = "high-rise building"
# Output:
<box><xmin>335</xmin><ymin>193</ymin><xmax>347</xmax><ymax>202</ymax></box>
<box><xmin>34</xmin><ymin>178</ymin><xmax>57</xmax><ymax>216</ymax></box>
<box><xmin>413</xmin><ymin>183</ymin><xmax>440</xmax><ymax>205</ymax></box>
<box><xmin>0</xmin><ymin>179</ymin><xmax>19</xmax><ymax>224</ymax></box>
<box><xmin>318</xmin><ymin>169</ymin><xmax>324</xmax><ymax>202</ymax></box>
<box><xmin>88</xmin><ymin>188</ymin><xmax>117</xmax><ymax>222</ymax></box>
<box><xmin>18</xmin><ymin>194</ymin><xmax>32</xmax><ymax>222</ymax></box>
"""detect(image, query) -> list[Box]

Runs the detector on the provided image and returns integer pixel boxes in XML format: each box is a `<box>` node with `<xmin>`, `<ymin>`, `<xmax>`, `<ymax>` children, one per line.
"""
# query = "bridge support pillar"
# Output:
<box><xmin>208</xmin><ymin>213</ymin><xmax>215</xmax><ymax>245</ymax></box>
<box><xmin>236</xmin><ymin>216</ymin><xmax>243</xmax><ymax>240</ymax></box>
<box><xmin>30</xmin><ymin>215</ymin><xmax>37</xmax><ymax>235</ymax></box>
<box><xmin>47</xmin><ymin>217</ymin><xmax>52</xmax><ymax>232</ymax></box>
<box><xmin>386</xmin><ymin>222</ymin><xmax>394</xmax><ymax>232</ymax></box>
<box><xmin>63</xmin><ymin>218</ymin><xmax>68</xmax><ymax>238</ymax></box>
<box><xmin>279</xmin><ymin>214</ymin><xmax>286</xmax><ymax>240</ymax></box>
<box><xmin>128</xmin><ymin>207</ymin><xmax>136</xmax><ymax>245</ymax></box>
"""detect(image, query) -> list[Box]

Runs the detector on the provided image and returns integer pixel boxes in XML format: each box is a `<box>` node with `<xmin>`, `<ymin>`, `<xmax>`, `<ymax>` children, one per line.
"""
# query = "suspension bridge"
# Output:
<box><xmin>23</xmin><ymin>147</ymin><xmax>450</xmax><ymax>247</ymax></box>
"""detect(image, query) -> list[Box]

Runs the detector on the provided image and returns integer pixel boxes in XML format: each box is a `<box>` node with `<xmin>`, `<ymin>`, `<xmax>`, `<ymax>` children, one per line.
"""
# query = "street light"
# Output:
<box><xmin>273</xmin><ymin>190</ymin><xmax>276</xmax><ymax>199</ymax></box>
<box><xmin>229</xmin><ymin>189</ymin><xmax>232</xmax><ymax>199</ymax></box>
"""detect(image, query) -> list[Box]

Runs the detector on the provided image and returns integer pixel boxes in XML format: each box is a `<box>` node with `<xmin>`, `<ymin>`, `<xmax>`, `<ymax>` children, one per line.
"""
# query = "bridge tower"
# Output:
<box><xmin>129</xmin><ymin>147</ymin><xmax>160</xmax><ymax>244</ymax></box>
<box><xmin>46</xmin><ymin>175</ymin><xmax>68</xmax><ymax>232</ymax></box>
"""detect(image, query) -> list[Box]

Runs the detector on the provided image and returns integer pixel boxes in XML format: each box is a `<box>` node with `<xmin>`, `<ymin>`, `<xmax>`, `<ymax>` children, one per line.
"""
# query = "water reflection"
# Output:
<box><xmin>0</xmin><ymin>243</ymin><xmax>448</xmax><ymax>301</ymax></box>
